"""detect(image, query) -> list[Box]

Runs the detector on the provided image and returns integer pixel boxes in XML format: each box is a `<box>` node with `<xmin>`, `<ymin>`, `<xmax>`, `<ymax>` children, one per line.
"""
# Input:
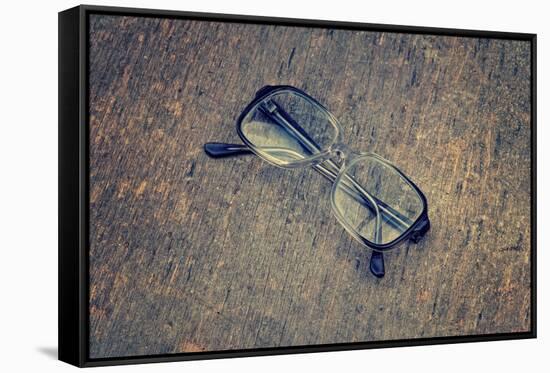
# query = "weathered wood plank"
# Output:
<box><xmin>88</xmin><ymin>15</ymin><xmax>531</xmax><ymax>358</ymax></box>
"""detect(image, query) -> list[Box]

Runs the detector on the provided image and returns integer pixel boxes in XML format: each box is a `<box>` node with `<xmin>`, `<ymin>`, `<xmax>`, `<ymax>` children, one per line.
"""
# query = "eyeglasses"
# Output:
<box><xmin>204</xmin><ymin>85</ymin><xmax>430</xmax><ymax>278</ymax></box>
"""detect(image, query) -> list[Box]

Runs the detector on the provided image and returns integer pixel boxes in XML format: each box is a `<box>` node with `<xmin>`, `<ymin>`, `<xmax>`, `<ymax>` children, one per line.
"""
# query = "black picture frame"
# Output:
<box><xmin>59</xmin><ymin>4</ymin><xmax>537</xmax><ymax>367</ymax></box>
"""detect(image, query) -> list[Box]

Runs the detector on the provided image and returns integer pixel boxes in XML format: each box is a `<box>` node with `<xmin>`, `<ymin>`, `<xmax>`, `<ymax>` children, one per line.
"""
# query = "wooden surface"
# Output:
<box><xmin>88</xmin><ymin>15</ymin><xmax>532</xmax><ymax>359</ymax></box>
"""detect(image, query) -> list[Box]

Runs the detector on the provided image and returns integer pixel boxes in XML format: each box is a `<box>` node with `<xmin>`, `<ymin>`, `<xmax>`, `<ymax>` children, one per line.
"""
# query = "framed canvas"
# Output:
<box><xmin>58</xmin><ymin>4</ymin><xmax>536</xmax><ymax>367</ymax></box>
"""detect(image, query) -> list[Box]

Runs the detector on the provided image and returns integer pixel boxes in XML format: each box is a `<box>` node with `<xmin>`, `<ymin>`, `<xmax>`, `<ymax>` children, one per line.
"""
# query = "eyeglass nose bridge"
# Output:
<box><xmin>329</xmin><ymin>142</ymin><xmax>355</xmax><ymax>163</ymax></box>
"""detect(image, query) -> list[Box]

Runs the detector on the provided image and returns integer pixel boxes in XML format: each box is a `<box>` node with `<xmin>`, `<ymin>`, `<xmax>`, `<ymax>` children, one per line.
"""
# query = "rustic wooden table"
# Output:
<box><xmin>87</xmin><ymin>15</ymin><xmax>532</xmax><ymax>358</ymax></box>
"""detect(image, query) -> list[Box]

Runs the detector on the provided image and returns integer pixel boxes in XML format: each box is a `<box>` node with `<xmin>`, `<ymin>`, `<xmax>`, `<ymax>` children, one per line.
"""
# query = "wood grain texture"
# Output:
<box><xmin>87</xmin><ymin>15</ymin><xmax>532</xmax><ymax>358</ymax></box>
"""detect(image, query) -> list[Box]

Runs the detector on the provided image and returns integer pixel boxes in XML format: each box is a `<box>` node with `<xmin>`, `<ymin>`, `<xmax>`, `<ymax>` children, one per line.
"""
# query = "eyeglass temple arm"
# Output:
<box><xmin>204</xmin><ymin>142</ymin><xmax>253</xmax><ymax>157</ymax></box>
<box><xmin>204</xmin><ymin>141</ymin><xmax>412</xmax><ymax>230</ymax></box>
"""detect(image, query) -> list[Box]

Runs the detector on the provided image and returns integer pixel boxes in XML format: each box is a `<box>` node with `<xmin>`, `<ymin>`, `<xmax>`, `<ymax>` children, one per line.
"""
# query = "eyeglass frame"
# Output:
<box><xmin>204</xmin><ymin>85</ymin><xmax>431</xmax><ymax>276</ymax></box>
